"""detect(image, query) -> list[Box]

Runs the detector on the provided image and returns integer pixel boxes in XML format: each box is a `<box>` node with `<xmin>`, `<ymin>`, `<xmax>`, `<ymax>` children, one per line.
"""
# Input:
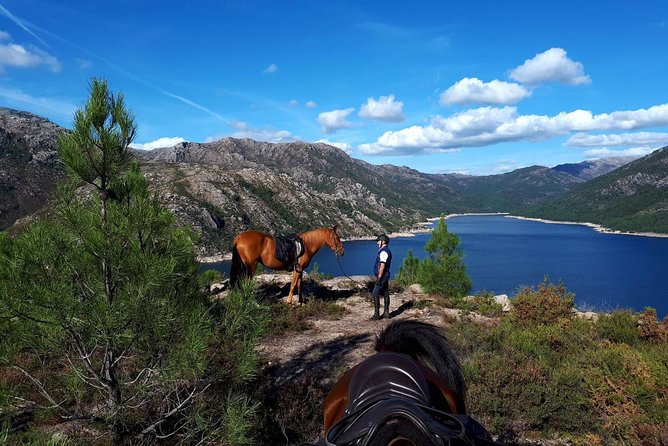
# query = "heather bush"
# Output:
<box><xmin>511</xmin><ymin>277</ymin><xmax>574</xmax><ymax>327</ymax></box>
<box><xmin>596</xmin><ymin>309</ymin><xmax>639</xmax><ymax>345</ymax></box>
<box><xmin>637</xmin><ymin>307</ymin><xmax>668</xmax><ymax>343</ymax></box>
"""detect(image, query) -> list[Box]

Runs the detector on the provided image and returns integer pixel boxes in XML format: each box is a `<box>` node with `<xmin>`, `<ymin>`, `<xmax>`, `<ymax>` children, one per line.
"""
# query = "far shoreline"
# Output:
<box><xmin>197</xmin><ymin>212</ymin><xmax>667</xmax><ymax>263</ymax></box>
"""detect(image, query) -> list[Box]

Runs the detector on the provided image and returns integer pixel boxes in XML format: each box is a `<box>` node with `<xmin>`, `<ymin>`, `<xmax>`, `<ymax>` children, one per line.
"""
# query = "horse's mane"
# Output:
<box><xmin>300</xmin><ymin>226</ymin><xmax>335</xmax><ymax>247</ymax></box>
<box><xmin>375</xmin><ymin>320</ymin><xmax>467</xmax><ymax>413</ymax></box>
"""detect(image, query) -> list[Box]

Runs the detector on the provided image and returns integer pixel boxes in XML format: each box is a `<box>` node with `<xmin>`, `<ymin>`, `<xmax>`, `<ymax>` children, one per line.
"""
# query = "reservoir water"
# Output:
<box><xmin>206</xmin><ymin>215</ymin><xmax>668</xmax><ymax>317</ymax></box>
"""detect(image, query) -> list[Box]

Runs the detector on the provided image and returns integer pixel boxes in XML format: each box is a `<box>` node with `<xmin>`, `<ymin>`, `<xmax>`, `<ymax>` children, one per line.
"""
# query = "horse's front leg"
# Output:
<box><xmin>287</xmin><ymin>270</ymin><xmax>299</xmax><ymax>305</ymax></box>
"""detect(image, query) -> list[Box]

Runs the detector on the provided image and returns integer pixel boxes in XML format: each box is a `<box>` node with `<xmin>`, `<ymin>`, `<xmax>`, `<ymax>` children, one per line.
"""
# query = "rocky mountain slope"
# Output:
<box><xmin>525</xmin><ymin>147</ymin><xmax>668</xmax><ymax>233</ymax></box>
<box><xmin>553</xmin><ymin>157</ymin><xmax>635</xmax><ymax>181</ymax></box>
<box><xmin>3</xmin><ymin>107</ymin><xmax>654</xmax><ymax>258</ymax></box>
<box><xmin>0</xmin><ymin>107</ymin><xmax>65</xmax><ymax>230</ymax></box>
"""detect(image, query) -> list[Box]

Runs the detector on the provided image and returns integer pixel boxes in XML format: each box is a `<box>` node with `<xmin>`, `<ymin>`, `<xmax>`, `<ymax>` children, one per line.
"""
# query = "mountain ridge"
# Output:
<box><xmin>3</xmin><ymin>106</ymin><xmax>662</xmax><ymax>258</ymax></box>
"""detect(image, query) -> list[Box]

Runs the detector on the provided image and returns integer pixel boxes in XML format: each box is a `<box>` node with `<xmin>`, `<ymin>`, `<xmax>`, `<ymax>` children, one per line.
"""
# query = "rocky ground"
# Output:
<box><xmin>216</xmin><ymin>274</ymin><xmax>507</xmax><ymax>444</ymax></box>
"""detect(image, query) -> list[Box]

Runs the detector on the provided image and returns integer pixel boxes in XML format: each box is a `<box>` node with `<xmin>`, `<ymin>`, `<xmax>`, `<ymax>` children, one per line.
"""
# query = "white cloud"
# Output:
<box><xmin>440</xmin><ymin>77</ymin><xmax>531</xmax><ymax>105</ymax></box>
<box><xmin>306</xmin><ymin>101</ymin><xmax>317</xmax><ymax>108</ymax></box>
<box><xmin>0</xmin><ymin>43</ymin><xmax>61</xmax><ymax>72</ymax></box>
<box><xmin>359</xmin><ymin>103</ymin><xmax>668</xmax><ymax>155</ymax></box>
<box><xmin>583</xmin><ymin>147</ymin><xmax>656</xmax><ymax>159</ymax></box>
<box><xmin>509</xmin><ymin>48</ymin><xmax>590</xmax><ymax>85</ymax></box>
<box><xmin>318</xmin><ymin>108</ymin><xmax>355</xmax><ymax>134</ymax></box>
<box><xmin>206</xmin><ymin>123</ymin><xmax>295</xmax><ymax>143</ymax></box>
<box><xmin>315</xmin><ymin>138</ymin><xmax>353</xmax><ymax>154</ymax></box>
<box><xmin>566</xmin><ymin>132</ymin><xmax>668</xmax><ymax>148</ymax></box>
<box><xmin>0</xmin><ymin>86</ymin><xmax>75</xmax><ymax>117</ymax></box>
<box><xmin>263</xmin><ymin>63</ymin><xmax>278</xmax><ymax>74</ymax></box>
<box><xmin>130</xmin><ymin>137</ymin><xmax>186</xmax><ymax>151</ymax></box>
<box><xmin>358</xmin><ymin>95</ymin><xmax>405</xmax><ymax>122</ymax></box>
<box><xmin>0</xmin><ymin>31</ymin><xmax>10</xmax><ymax>41</ymax></box>
<box><xmin>289</xmin><ymin>99</ymin><xmax>298</xmax><ymax>107</ymax></box>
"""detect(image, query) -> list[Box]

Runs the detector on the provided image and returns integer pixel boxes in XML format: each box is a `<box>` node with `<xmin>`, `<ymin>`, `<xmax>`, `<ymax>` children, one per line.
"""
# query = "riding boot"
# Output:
<box><xmin>382</xmin><ymin>294</ymin><xmax>390</xmax><ymax>319</ymax></box>
<box><xmin>370</xmin><ymin>294</ymin><xmax>381</xmax><ymax>320</ymax></box>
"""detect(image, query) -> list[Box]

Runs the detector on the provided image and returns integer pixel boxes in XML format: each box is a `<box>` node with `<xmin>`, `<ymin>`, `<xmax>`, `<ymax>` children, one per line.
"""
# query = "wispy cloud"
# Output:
<box><xmin>440</xmin><ymin>77</ymin><xmax>531</xmax><ymax>106</ymax></box>
<box><xmin>161</xmin><ymin>91</ymin><xmax>227</xmax><ymax>123</ymax></box>
<box><xmin>263</xmin><ymin>63</ymin><xmax>278</xmax><ymax>74</ymax></box>
<box><xmin>0</xmin><ymin>5</ymin><xmax>49</xmax><ymax>48</ymax></box>
<box><xmin>359</xmin><ymin>95</ymin><xmax>405</xmax><ymax>122</ymax></box>
<box><xmin>75</xmin><ymin>58</ymin><xmax>93</xmax><ymax>69</ymax></box>
<box><xmin>360</xmin><ymin>103</ymin><xmax>668</xmax><ymax>155</ymax></box>
<box><xmin>306</xmin><ymin>100</ymin><xmax>317</xmax><ymax>108</ymax></box>
<box><xmin>318</xmin><ymin>108</ymin><xmax>356</xmax><ymax>133</ymax></box>
<box><xmin>0</xmin><ymin>86</ymin><xmax>75</xmax><ymax>117</ymax></box>
<box><xmin>130</xmin><ymin>137</ymin><xmax>186</xmax><ymax>151</ymax></box>
<box><xmin>510</xmin><ymin>48</ymin><xmax>591</xmax><ymax>85</ymax></box>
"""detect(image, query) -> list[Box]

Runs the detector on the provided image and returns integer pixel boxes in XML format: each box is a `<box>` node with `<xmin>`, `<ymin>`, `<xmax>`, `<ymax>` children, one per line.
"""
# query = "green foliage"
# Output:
<box><xmin>309</xmin><ymin>262</ymin><xmax>333</xmax><ymax>282</ymax></box>
<box><xmin>409</xmin><ymin>216</ymin><xmax>472</xmax><ymax>298</ymax></box>
<box><xmin>442</xmin><ymin>282</ymin><xmax>668</xmax><ymax>445</ymax></box>
<box><xmin>199</xmin><ymin>268</ymin><xmax>226</xmax><ymax>287</ymax></box>
<box><xmin>0</xmin><ymin>79</ymin><xmax>265</xmax><ymax>445</ymax></box>
<box><xmin>396</xmin><ymin>249</ymin><xmax>420</xmax><ymax>288</ymax></box>
<box><xmin>596</xmin><ymin>310</ymin><xmax>640</xmax><ymax>345</ymax></box>
<box><xmin>511</xmin><ymin>277</ymin><xmax>574</xmax><ymax>327</ymax></box>
<box><xmin>459</xmin><ymin>291</ymin><xmax>504</xmax><ymax>317</ymax></box>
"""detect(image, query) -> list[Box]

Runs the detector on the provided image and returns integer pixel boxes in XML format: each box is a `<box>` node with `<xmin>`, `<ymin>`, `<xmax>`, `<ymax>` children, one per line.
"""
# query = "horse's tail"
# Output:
<box><xmin>375</xmin><ymin>320</ymin><xmax>467</xmax><ymax>413</ymax></box>
<box><xmin>230</xmin><ymin>239</ymin><xmax>245</xmax><ymax>288</ymax></box>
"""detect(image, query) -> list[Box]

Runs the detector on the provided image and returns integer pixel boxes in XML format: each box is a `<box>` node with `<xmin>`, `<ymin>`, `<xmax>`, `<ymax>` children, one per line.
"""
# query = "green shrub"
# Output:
<box><xmin>511</xmin><ymin>277</ymin><xmax>574</xmax><ymax>327</ymax></box>
<box><xmin>597</xmin><ymin>309</ymin><xmax>639</xmax><ymax>345</ymax></box>
<box><xmin>459</xmin><ymin>291</ymin><xmax>503</xmax><ymax>317</ymax></box>
<box><xmin>396</xmin><ymin>249</ymin><xmax>420</xmax><ymax>288</ymax></box>
<box><xmin>198</xmin><ymin>268</ymin><xmax>225</xmax><ymax>287</ymax></box>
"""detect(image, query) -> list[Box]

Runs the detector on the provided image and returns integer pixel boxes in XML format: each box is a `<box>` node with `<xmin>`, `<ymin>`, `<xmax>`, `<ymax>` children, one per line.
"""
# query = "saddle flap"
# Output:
<box><xmin>274</xmin><ymin>233</ymin><xmax>304</xmax><ymax>264</ymax></box>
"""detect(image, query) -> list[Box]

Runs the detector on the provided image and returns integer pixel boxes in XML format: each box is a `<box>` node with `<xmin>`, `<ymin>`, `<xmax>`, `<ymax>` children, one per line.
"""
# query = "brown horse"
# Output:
<box><xmin>230</xmin><ymin>225</ymin><xmax>345</xmax><ymax>304</ymax></box>
<box><xmin>323</xmin><ymin>320</ymin><xmax>500</xmax><ymax>446</ymax></box>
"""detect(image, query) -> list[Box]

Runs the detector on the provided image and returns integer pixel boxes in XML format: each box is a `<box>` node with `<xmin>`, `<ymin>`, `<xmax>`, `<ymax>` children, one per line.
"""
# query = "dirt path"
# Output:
<box><xmin>257</xmin><ymin>288</ymin><xmax>455</xmax><ymax>385</ymax></box>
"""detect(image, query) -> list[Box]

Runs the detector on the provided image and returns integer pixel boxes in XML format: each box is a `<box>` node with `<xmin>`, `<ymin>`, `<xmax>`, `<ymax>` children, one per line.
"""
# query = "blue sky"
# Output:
<box><xmin>1</xmin><ymin>1</ymin><xmax>668</xmax><ymax>175</ymax></box>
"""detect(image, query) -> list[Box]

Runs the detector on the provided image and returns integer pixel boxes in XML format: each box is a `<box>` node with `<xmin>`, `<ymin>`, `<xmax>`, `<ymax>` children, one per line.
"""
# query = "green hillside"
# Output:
<box><xmin>524</xmin><ymin>147</ymin><xmax>668</xmax><ymax>233</ymax></box>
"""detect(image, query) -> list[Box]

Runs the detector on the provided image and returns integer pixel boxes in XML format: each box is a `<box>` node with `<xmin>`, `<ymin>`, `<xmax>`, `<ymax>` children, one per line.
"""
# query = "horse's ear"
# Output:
<box><xmin>332</xmin><ymin>225</ymin><xmax>338</xmax><ymax>233</ymax></box>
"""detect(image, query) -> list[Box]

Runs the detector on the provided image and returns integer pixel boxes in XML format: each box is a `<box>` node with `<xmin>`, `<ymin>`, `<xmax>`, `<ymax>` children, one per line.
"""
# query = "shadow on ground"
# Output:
<box><xmin>257</xmin><ymin>332</ymin><xmax>373</xmax><ymax>445</ymax></box>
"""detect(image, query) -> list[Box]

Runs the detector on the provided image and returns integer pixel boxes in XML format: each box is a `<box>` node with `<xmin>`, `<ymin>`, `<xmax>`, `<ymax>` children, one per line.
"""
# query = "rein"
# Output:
<box><xmin>336</xmin><ymin>255</ymin><xmax>369</xmax><ymax>290</ymax></box>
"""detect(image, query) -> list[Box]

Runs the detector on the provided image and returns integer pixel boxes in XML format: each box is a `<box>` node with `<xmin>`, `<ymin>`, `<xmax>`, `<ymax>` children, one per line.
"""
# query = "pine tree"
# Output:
<box><xmin>0</xmin><ymin>79</ymin><xmax>216</xmax><ymax>442</ymax></box>
<box><xmin>418</xmin><ymin>215</ymin><xmax>472</xmax><ymax>298</ymax></box>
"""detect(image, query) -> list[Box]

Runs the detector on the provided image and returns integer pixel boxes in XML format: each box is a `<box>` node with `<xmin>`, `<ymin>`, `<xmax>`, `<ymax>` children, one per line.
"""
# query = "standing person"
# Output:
<box><xmin>371</xmin><ymin>234</ymin><xmax>392</xmax><ymax>320</ymax></box>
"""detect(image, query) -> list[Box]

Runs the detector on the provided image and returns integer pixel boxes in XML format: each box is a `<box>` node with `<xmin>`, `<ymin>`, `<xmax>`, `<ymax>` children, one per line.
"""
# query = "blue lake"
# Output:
<box><xmin>205</xmin><ymin>215</ymin><xmax>668</xmax><ymax>317</ymax></box>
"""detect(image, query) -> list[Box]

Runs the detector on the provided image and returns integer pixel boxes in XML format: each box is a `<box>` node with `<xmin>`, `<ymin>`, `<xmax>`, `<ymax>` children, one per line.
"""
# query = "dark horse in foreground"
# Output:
<box><xmin>323</xmin><ymin>320</ymin><xmax>501</xmax><ymax>446</ymax></box>
<box><xmin>230</xmin><ymin>225</ymin><xmax>345</xmax><ymax>304</ymax></box>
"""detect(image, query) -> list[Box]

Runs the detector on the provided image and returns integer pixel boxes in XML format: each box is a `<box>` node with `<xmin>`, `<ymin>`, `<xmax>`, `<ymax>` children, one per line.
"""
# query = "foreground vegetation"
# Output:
<box><xmin>448</xmin><ymin>282</ymin><xmax>668</xmax><ymax>445</ymax></box>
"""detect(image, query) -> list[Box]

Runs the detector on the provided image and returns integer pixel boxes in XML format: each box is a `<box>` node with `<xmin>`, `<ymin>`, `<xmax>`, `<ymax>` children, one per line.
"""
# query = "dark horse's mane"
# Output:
<box><xmin>375</xmin><ymin>320</ymin><xmax>467</xmax><ymax>413</ymax></box>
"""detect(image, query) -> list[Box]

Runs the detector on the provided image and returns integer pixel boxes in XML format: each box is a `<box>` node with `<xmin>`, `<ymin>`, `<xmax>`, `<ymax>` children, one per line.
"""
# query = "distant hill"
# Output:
<box><xmin>2</xmin><ymin>106</ymin><xmax>659</xmax><ymax>257</ymax></box>
<box><xmin>552</xmin><ymin>157</ymin><xmax>634</xmax><ymax>181</ymax></box>
<box><xmin>525</xmin><ymin>147</ymin><xmax>668</xmax><ymax>233</ymax></box>
<box><xmin>0</xmin><ymin>108</ymin><xmax>65</xmax><ymax>230</ymax></box>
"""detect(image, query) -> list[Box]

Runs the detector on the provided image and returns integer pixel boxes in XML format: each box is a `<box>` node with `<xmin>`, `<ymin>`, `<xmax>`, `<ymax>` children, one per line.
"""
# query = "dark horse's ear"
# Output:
<box><xmin>332</xmin><ymin>225</ymin><xmax>338</xmax><ymax>233</ymax></box>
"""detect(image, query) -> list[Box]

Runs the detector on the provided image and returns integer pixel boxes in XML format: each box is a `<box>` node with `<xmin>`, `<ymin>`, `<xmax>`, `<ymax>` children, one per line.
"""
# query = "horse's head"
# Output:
<box><xmin>327</xmin><ymin>225</ymin><xmax>345</xmax><ymax>256</ymax></box>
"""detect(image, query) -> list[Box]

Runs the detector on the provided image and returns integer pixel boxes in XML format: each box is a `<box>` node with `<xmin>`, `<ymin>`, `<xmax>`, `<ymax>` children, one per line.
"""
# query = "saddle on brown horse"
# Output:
<box><xmin>323</xmin><ymin>321</ymin><xmax>503</xmax><ymax>446</ymax></box>
<box><xmin>273</xmin><ymin>233</ymin><xmax>304</xmax><ymax>270</ymax></box>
